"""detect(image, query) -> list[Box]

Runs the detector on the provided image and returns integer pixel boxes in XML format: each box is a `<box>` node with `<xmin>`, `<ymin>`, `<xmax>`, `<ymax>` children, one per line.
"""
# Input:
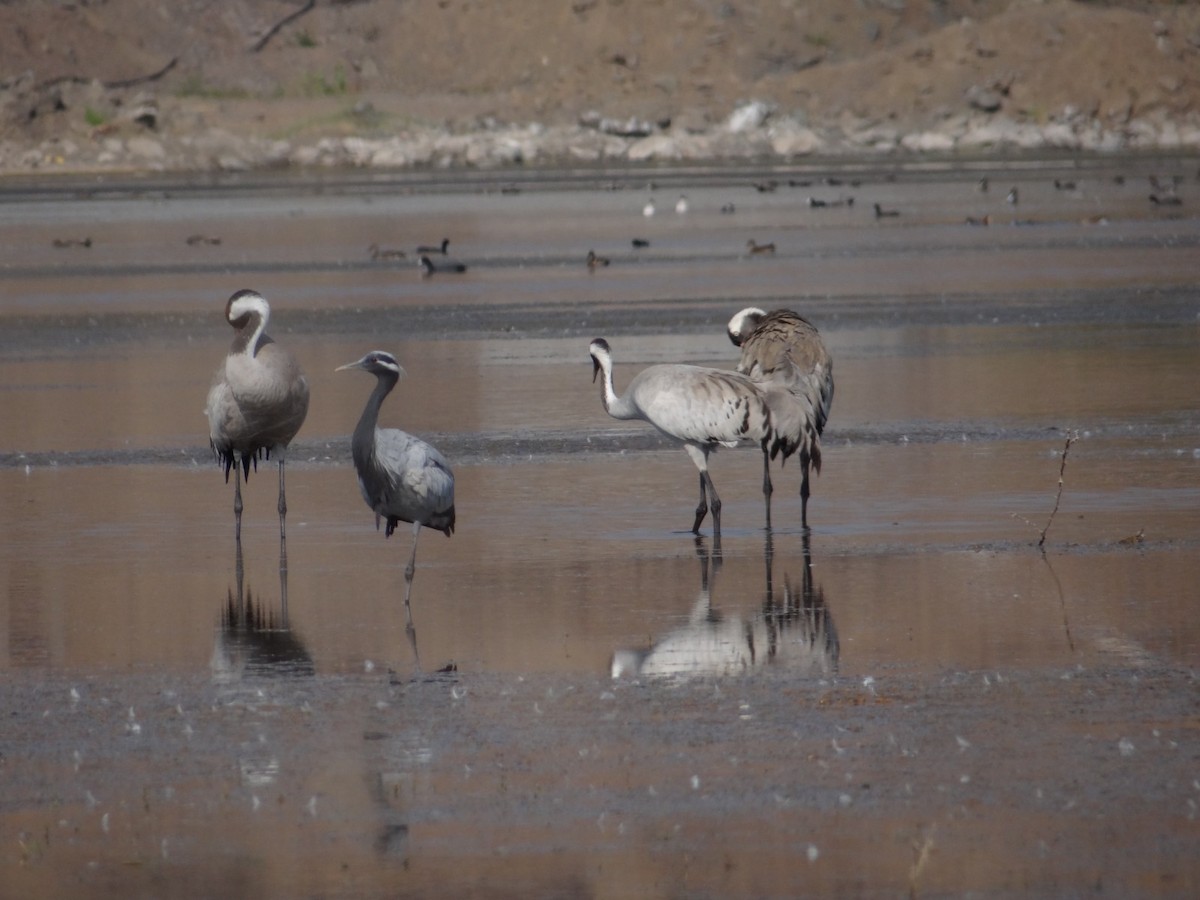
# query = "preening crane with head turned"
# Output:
<box><xmin>206</xmin><ymin>288</ymin><xmax>309</xmax><ymax>544</ymax></box>
<box><xmin>727</xmin><ymin>307</ymin><xmax>833</xmax><ymax>529</ymax></box>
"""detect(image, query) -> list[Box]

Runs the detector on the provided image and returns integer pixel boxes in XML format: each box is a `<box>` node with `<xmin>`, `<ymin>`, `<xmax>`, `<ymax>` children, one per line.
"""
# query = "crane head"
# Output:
<box><xmin>336</xmin><ymin>351</ymin><xmax>406</xmax><ymax>380</ymax></box>
<box><xmin>726</xmin><ymin>307</ymin><xmax>767</xmax><ymax>347</ymax></box>
<box><xmin>226</xmin><ymin>288</ymin><xmax>270</xmax><ymax>330</ymax></box>
<box><xmin>589</xmin><ymin>338</ymin><xmax>611</xmax><ymax>383</ymax></box>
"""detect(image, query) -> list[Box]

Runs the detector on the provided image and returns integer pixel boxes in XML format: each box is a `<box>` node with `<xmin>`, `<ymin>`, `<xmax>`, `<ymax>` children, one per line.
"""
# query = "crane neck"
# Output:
<box><xmin>230</xmin><ymin>310</ymin><xmax>269</xmax><ymax>358</ymax></box>
<box><xmin>352</xmin><ymin>370</ymin><xmax>398</xmax><ymax>458</ymax></box>
<box><xmin>596</xmin><ymin>355</ymin><xmax>637</xmax><ymax>420</ymax></box>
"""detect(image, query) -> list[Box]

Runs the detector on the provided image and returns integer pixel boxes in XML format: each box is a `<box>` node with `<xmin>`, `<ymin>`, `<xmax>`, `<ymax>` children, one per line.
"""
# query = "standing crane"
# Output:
<box><xmin>336</xmin><ymin>351</ymin><xmax>455</xmax><ymax>660</ymax></box>
<box><xmin>727</xmin><ymin>307</ymin><xmax>834</xmax><ymax>529</ymax></box>
<box><xmin>206</xmin><ymin>289</ymin><xmax>310</xmax><ymax>544</ymax></box>
<box><xmin>589</xmin><ymin>338</ymin><xmax>791</xmax><ymax>536</ymax></box>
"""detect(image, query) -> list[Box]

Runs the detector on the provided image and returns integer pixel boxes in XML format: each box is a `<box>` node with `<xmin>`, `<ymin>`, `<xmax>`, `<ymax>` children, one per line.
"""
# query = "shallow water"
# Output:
<box><xmin>1</xmin><ymin>158</ymin><xmax>1198</xmax><ymax>897</ymax></box>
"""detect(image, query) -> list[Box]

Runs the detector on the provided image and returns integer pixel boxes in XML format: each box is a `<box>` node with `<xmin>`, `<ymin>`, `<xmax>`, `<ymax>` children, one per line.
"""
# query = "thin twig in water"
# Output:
<box><xmin>1038</xmin><ymin>430</ymin><xmax>1079</xmax><ymax>549</ymax></box>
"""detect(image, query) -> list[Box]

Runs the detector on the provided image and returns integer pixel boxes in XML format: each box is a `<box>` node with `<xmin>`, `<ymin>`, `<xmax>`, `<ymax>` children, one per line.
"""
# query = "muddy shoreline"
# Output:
<box><xmin>4</xmin><ymin>664</ymin><xmax>1198</xmax><ymax>897</ymax></box>
<box><xmin>1</xmin><ymin>158</ymin><xmax>1198</xmax><ymax>896</ymax></box>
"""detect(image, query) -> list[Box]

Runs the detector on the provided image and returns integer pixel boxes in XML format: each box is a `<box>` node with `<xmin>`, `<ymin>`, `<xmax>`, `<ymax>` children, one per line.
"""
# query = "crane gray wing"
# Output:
<box><xmin>371</xmin><ymin>428</ymin><xmax>456</xmax><ymax>520</ymax></box>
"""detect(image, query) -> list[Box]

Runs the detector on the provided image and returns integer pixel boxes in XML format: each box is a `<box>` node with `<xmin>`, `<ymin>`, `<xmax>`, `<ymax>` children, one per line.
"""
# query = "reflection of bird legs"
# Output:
<box><xmin>277</xmin><ymin>456</ymin><xmax>289</xmax><ymax>543</ymax></box>
<box><xmin>403</xmin><ymin>521</ymin><xmax>423</xmax><ymax>674</ymax></box>
<box><xmin>695</xmin><ymin>533</ymin><xmax>723</xmax><ymax>580</ymax></box>
<box><xmin>762</xmin><ymin>529</ymin><xmax>780</xmax><ymax>656</ymax></box>
<box><xmin>691</xmin><ymin>534</ymin><xmax>723</xmax><ymax>621</ymax></box>
<box><xmin>786</xmin><ymin>527</ymin><xmax>817</xmax><ymax>621</ymax></box>
<box><xmin>279</xmin><ymin>533</ymin><xmax>290</xmax><ymax>630</ymax></box>
<box><xmin>764</xmin><ymin>527</ymin><xmax>775</xmax><ymax>604</ymax></box>
<box><xmin>235</xmin><ymin>534</ymin><xmax>245</xmax><ymax>607</ymax></box>
<box><xmin>800</xmin><ymin>527</ymin><xmax>814</xmax><ymax>608</ymax></box>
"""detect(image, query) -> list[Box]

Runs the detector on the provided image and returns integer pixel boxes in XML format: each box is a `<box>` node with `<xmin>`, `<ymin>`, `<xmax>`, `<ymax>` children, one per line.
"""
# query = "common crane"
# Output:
<box><xmin>589</xmin><ymin>338</ymin><xmax>791</xmax><ymax>536</ymax></box>
<box><xmin>205</xmin><ymin>289</ymin><xmax>310</xmax><ymax>544</ymax></box>
<box><xmin>336</xmin><ymin>351</ymin><xmax>456</xmax><ymax>658</ymax></box>
<box><xmin>727</xmin><ymin>307</ymin><xmax>834</xmax><ymax>529</ymax></box>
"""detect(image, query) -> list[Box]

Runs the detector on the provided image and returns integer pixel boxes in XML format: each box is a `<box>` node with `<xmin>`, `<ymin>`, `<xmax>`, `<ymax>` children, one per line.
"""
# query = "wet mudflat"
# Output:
<box><xmin>1</xmin><ymin>159</ymin><xmax>1198</xmax><ymax>897</ymax></box>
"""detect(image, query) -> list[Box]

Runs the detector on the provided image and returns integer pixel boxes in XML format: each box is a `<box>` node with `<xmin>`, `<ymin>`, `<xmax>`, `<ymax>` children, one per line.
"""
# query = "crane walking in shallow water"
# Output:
<box><xmin>337</xmin><ymin>351</ymin><xmax>456</xmax><ymax>663</ymax></box>
<box><xmin>206</xmin><ymin>289</ymin><xmax>310</xmax><ymax>544</ymax></box>
<box><xmin>589</xmin><ymin>338</ymin><xmax>791</xmax><ymax>537</ymax></box>
<box><xmin>727</xmin><ymin>307</ymin><xmax>834</xmax><ymax>529</ymax></box>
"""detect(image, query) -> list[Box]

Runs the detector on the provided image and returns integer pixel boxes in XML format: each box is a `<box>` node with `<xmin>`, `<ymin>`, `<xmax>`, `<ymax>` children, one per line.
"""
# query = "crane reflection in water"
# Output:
<box><xmin>611</xmin><ymin>531</ymin><xmax>838</xmax><ymax>680</ymax></box>
<box><xmin>212</xmin><ymin>538</ymin><xmax>313</xmax><ymax>681</ymax></box>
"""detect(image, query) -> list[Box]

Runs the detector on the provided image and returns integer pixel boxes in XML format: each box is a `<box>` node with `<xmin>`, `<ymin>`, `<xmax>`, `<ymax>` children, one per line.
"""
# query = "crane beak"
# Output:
<box><xmin>591</xmin><ymin>356</ymin><xmax>601</xmax><ymax>383</ymax></box>
<box><xmin>335</xmin><ymin>359</ymin><xmax>364</xmax><ymax>373</ymax></box>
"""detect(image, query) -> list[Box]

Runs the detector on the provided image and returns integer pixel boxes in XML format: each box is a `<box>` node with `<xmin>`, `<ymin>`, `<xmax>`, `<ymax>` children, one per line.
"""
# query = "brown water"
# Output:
<box><xmin>1</xmin><ymin>160</ymin><xmax>1198</xmax><ymax>897</ymax></box>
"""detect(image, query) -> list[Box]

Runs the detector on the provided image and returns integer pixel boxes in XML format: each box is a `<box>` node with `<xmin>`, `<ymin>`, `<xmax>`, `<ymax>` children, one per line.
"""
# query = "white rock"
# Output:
<box><xmin>1152</xmin><ymin>120</ymin><xmax>1180</xmax><ymax>148</ymax></box>
<box><xmin>627</xmin><ymin>134</ymin><xmax>680</xmax><ymax>161</ymax></box>
<box><xmin>726</xmin><ymin>101</ymin><xmax>772</xmax><ymax>133</ymax></box>
<box><xmin>900</xmin><ymin>130</ymin><xmax>955</xmax><ymax>152</ymax></box>
<box><xmin>1124</xmin><ymin>118</ymin><xmax>1161</xmax><ymax>147</ymax></box>
<box><xmin>846</xmin><ymin>123</ymin><xmax>899</xmax><ymax>150</ymax></box>
<box><xmin>1077</xmin><ymin>125</ymin><xmax>1125</xmax><ymax>152</ymax></box>
<box><xmin>216</xmin><ymin>154</ymin><xmax>249</xmax><ymax>171</ymax></box>
<box><xmin>127</xmin><ymin>136</ymin><xmax>166</xmax><ymax>159</ymax></box>
<box><xmin>369</xmin><ymin>139</ymin><xmax>412</xmax><ymax>168</ymax></box>
<box><xmin>342</xmin><ymin>137</ymin><xmax>379</xmax><ymax>166</ymax></box>
<box><xmin>1178</xmin><ymin>124</ymin><xmax>1200</xmax><ymax>148</ymax></box>
<box><xmin>768</xmin><ymin>120</ymin><xmax>823</xmax><ymax>156</ymax></box>
<box><xmin>1039</xmin><ymin>122</ymin><xmax>1079</xmax><ymax>148</ymax></box>
<box><xmin>286</xmin><ymin>144</ymin><xmax>316</xmax><ymax>166</ymax></box>
<box><xmin>260</xmin><ymin>140</ymin><xmax>292</xmax><ymax>167</ymax></box>
<box><xmin>959</xmin><ymin>118</ymin><xmax>1021</xmax><ymax>148</ymax></box>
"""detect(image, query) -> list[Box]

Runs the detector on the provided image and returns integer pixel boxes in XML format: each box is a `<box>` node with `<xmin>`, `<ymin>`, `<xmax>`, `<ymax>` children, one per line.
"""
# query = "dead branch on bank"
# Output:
<box><xmin>250</xmin><ymin>0</ymin><xmax>318</xmax><ymax>53</ymax></box>
<box><xmin>38</xmin><ymin>56</ymin><xmax>179</xmax><ymax>91</ymax></box>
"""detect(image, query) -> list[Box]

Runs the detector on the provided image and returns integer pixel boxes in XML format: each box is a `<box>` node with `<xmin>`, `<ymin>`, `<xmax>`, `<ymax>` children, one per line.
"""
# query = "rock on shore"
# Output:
<box><xmin>3</xmin><ymin>98</ymin><xmax>1198</xmax><ymax>176</ymax></box>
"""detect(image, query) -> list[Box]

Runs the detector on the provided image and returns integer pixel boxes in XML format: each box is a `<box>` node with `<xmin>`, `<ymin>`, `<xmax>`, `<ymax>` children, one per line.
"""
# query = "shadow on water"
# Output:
<box><xmin>212</xmin><ymin>538</ymin><xmax>314</xmax><ymax>680</ymax></box>
<box><xmin>611</xmin><ymin>530</ymin><xmax>839</xmax><ymax>679</ymax></box>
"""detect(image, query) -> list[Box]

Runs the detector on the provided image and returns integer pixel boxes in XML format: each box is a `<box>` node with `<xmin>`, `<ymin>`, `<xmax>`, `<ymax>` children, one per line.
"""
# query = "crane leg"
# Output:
<box><xmin>704</xmin><ymin>470</ymin><xmax>722</xmax><ymax>536</ymax></box>
<box><xmin>233</xmin><ymin>461</ymin><xmax>244</xmax><ymax>544</ymax></box>
<box><xmin>691</xmin><ymin>471</ymin><xmax>709</xmax><ymax>534</ymax></box>
<box><xmin>685</xmin><ymin>444</ymin><xmax>717</xmax><ymax>535</ymax></box>
<box><xmin>761</xmin><ymin>448</ymin><xmax>774</xmax><ymax>530</ymax></box>
<box><xmin>402</xmin><ymin>522</ymin><xmax>423</xmax><ymax>673</ymax></box>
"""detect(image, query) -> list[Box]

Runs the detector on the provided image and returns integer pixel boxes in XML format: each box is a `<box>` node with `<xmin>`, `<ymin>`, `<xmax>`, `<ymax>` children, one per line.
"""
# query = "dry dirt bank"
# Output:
<box><xmin>2</xmin><ymin>0</ymin><xmax>1199</xmax><ymax>173</ymax></box>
